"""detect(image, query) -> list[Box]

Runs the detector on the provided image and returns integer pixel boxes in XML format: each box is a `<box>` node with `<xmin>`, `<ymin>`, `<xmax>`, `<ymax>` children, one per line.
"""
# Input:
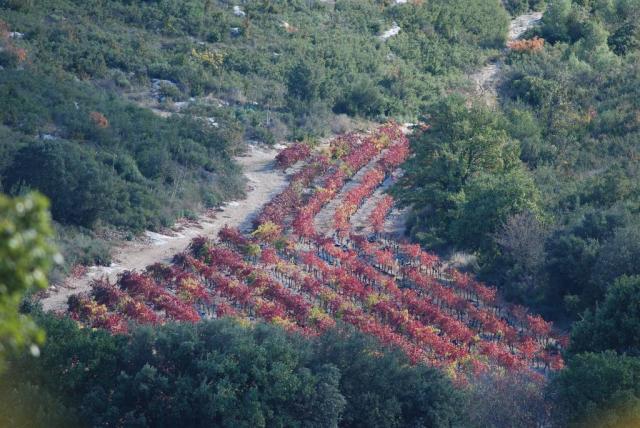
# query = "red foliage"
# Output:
<box><xmin>215</xmin><ymin>302</ymin><xmax>239</xmax><ymax>318</ymax></box>
<box><xmin>68</xmin><ymin>294</ymin><xmax>129</xmax><ymax>334</ymax></box>
<box><xmin>260</xmin><ymin>247</ymin><xmax>279</xmax><ymax>265</ymax></box>
<box><xmin>369</xmin><ymin>195</ymin><xmax>394</xmax><ymax>232</ymax></box>
<box><xmin>256</xmin><ymin>155</ymin><xmax>329</xmax><ymax>227</ymax></box>
<box><xmin>175</xmin><ymin>272</ymin><xmax>211</xmax><ymax>304</ymax></box>
<box><xmin>219</xmin><ymin>225</ymin><xmax>250</xmax><ymax>247</ymax></box>
<box><xmin>275</xmin><ymin>142</ymin><xmax>312</xmax><ymax>169</ymax></box>
<box><xmin>119</xmin><ymin>271</ymin><xmax>200</xmax><ymax>322</ymax></box>
<box><xmin>91</xmin><ymin>279</ymin><xmax>161</xmax><ymax>325</ymax></box>
<box><xmin>335</xmin><ymin>168</ymin><xmax>385</xmax><ymax>236</ymax></box>
<box><xmin>508</xmin><ymin>37</ymin><xmax>545</xmax><ymax>52</ymax></box>
<box><xmin>90</xmin><ymin>111</ymin><xmax>109</xmax><ymax>128</ymax></box>
<box><xmin>526</xmin><ymin>314</ymin><xmax>552</xmax><ymax>338</ymax></box>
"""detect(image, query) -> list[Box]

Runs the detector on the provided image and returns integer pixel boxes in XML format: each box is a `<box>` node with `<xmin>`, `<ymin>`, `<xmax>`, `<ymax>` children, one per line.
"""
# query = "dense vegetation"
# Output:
<box><xmin>393</xmin><ymin>1</ymin><xmax>640</xmax><ymax>425</ymax></box>
<box><xmin>1</xmin><ymin>314</ymin><xmax>461</xmax><ymax>428</ymax></box>
<box><xmin>0</xmin><ymin>72</ymin><xmax>244</xmax><ymax>231</ymax></box>
<box><xmin>549</xmin><ymin>275</ymin><xmax>640</xmax><ymax>427</ymax></box>
<box><xmin>61</xmin><ymin>127</ymin><xmax>564</xmax><ymax>383</ymax></box>
<box><xmin>0</xmin><ymin>0</ymin><xmax>508</xmax><ymax>124</ymax></box>
<box><xmin>503</xmin><ymin>0</ymin><xmax>546</xmax><ymax>15</ymax></box>
<box><xmin>396</xmin><ymin>0</ymin><xmax>640</xmax><ymax>321</ymax></box>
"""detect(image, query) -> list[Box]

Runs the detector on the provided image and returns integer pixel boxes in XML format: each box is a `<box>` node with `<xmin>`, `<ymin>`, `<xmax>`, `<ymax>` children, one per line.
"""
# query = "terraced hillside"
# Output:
<box><xmin>65</xmin><ymin>123</ymin><xmax>564</xmax><ymax>381</ymax></box>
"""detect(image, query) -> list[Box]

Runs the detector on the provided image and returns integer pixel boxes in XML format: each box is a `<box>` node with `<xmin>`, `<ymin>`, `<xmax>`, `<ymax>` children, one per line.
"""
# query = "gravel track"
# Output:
<box><xmin>41</xmin><ymin>146</ymin><xmax>288</xmax><ymax>312</ymax></box>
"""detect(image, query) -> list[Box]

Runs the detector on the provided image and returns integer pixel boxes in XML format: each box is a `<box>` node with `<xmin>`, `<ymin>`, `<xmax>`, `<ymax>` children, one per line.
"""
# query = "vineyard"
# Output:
<box><xmin>67</xmin><ymin>123</ymin><xmax>564</xmax><ymax>381</ymax></box>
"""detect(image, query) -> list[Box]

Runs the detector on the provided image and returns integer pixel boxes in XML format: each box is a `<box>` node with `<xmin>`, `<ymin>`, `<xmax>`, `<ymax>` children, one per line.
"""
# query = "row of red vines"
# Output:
<box><xmin>368</xmin><ymin>195</ymin><xmax>394</xmax><ymax>233</ymax></box>
<box><xmin>66</xmin><ymin>122</ymin><xmax>563</xmax><ymax>377</ymax></box>
<box><xmin>275</xmin><ymin>142</ymin><xmax>312</xmax><ymax>170</ymax></box>
<box><xmin>294</xmin><ymin>123</ymin><xmax>408</xmax><ymax>239</ymax></box>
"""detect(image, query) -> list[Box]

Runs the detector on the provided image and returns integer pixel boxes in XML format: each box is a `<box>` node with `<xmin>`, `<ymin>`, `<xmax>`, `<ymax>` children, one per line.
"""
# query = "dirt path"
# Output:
<box><xmin>41</xmin><ymin>145</ymin><xmax>288</xmax><ymax>312</ymax></box>
<box><xmin>470</xmin><ymin>11</ymin><xmax>543</xmax><ymax>106</ymax></box>
<box><xmin>445</xmin><ymin>11</ymin><xmax>544</xmax><ymax>269</ymax></box>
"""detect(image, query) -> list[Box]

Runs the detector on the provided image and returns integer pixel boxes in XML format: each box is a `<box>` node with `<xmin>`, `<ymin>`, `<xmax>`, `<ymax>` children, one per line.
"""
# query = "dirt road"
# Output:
<box><xmin>41</xmin><ymin>145</ymin><xmax>288</xmax><ymax>312</ymax></box>
<box><xmin>471</xmin><ymin>11</ymin><xmax>543</xmax><ymax>106</ymax></box>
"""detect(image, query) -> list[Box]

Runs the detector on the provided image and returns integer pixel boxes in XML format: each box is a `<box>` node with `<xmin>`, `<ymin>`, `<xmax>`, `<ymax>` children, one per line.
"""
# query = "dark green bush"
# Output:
<box><xmin>1</xmin><ymin>315</ymin><xmax>462</xmax><ymax>428</ymax></box>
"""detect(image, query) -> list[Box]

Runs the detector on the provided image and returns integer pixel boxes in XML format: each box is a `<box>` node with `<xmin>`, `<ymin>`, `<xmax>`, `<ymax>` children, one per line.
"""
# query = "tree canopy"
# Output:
<box><xmin>549</xmin><ymin>351</ymin><xmax>640</xmax><ymax>427</ymax></box>
<box><xmin>569</xmin><ymin>275</ymin><xmax>640</xmax><ymax>356</ymax></box>
<box><xmin>1</xmin><ymin>315</ymin><xmax>462</xmax><ymax>428</ymax></box>
<box><xmin>394</xmin><ymin>96</ymin><xmax>538</xmax><ymax>252</ymax></box>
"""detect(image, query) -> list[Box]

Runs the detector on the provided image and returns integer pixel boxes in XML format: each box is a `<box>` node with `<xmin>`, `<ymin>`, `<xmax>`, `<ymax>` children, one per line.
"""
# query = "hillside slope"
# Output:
<box><xmin>0</xmin><ymin>0</ymin><xmax>510</xmax><ymax>276</ymax></box>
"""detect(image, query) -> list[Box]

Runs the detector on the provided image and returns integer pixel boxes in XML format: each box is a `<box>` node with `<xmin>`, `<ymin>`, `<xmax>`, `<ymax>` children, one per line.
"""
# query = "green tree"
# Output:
<box><xmin>575</xmin><ymin>20</ymin><xmax>617</xmax><ymax>66</ymax></box>
<box><xmin>2</xmin><ymin>316</ymin><xmax>462</xmax><ymax>428</ymax></box>
<box><xmin>591</xmin><ymin>225</ymin><xmax>640</xmax><ymax>298</ymax></box>
<box><xmin>0</xmin><ymin>192</ymin><xmax>58</xmax><ymax>371</ymax></box>
<box><xmin>545</xmin><ymin>233</ymin><xmax>600</xmax><ymax>311</ymax></box>
<box><xmin>540</xmin><ymin>0</ymin><xmax>573</xmax><ymax>42</ymax></box>
<box><xmin>542</xmin><ymin>209</ymin><xmax>632</xmax><ymax>315</ymax></box>
<box><xmin>502</xmin><ymin>0</ymin><xmax>546</xmax><ymax>16</ymax></box>
<box><xmin>451</xmin><ymin>168</ymin><xmax>540</xmax><ymax>252</ymax></box>
<box><xmin>286</xmin><ymin>59</ymin><xmax>326</xmax><ymax>113</ymax></box>
<box><xmin>493</xmin><ymin>210</ymin><xmax>549</xmax><ymax>304</ymax></box>
<box><xmin>541</xmin><ymin>0</ymin><xmax>591</xmax><ymax>44</ymax></box>
<box><xmin>4</xmin><ymin>141</ymin><xmax>119</xmax><ymax>228</ymax></box>
<box><xmin>314</xmin><ymin>328</ymin><xmax>461</xmax><ymax>427</ymax></box>
<box><xmin>333</xmin><ymin>78</ymin><xmax>387</xmax><ymax>118</ymax></box>
<box><xmin>569</xmin><ymin>275</ymin><xmax>640</xmax><ymax>356</ymax></box>
<box><xmin>0</xmin><ymin>381</ymin><xmax>78</xmax><ymax>428</ymax></box>
<box><xmin>608</xmin><ymin>21</ymin><xmax>640</xmax><ymax>55</ymax></box>
<box><xmin>394</xmin><ymin>96</ymin><xmax>525</xmax><ymax>250</ymax></box>
<box><xmin>549</xmin><ymin>351</ymin><xmax>640</xmax><ymax>427</ymax></box>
